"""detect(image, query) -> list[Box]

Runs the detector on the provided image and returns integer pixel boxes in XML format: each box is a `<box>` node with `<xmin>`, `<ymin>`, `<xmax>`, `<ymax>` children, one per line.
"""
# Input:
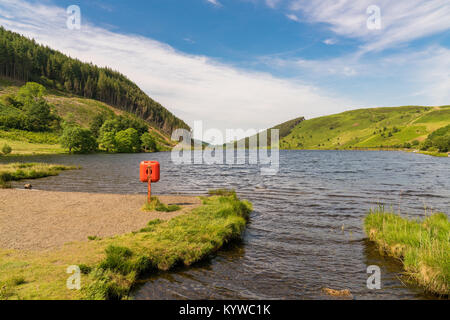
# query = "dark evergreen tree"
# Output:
<box><xmin>0</xmin><ymin>27</ymin><xmax>189</xmax><ymax>134</ymax></box>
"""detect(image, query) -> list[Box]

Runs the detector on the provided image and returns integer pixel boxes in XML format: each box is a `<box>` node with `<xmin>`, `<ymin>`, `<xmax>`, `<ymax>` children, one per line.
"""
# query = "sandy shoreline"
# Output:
<box><xmin>0</xmin><ymin>189</ymin><xmax>200</xmax><ymax>251</ymax></box>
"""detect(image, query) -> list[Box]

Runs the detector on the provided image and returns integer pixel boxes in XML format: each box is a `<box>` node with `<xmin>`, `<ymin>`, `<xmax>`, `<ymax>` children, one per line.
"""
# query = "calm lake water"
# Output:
<box><xmin>3</xmin><ymin>150</ymin><xmax>449</xmax><ymax>299</ymax></box>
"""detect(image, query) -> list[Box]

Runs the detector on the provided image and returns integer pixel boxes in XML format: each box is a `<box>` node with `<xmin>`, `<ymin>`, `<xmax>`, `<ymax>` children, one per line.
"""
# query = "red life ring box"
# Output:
<box><xmin>140</xmin><ymin>161</ymin><xmax>160</xmax><ymax>183</ymax></box>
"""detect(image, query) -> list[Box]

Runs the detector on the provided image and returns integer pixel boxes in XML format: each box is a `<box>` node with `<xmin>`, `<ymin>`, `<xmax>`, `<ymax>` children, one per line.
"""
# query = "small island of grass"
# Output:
<box><xmin>0</xmin><ymin>162</ymin><xmax>78</xmax><ymax>188</ymax></box>
<box><xmin>364</xmin><ymin>208</ymin><xmax>449</xmax><ymax>296</ymax></box>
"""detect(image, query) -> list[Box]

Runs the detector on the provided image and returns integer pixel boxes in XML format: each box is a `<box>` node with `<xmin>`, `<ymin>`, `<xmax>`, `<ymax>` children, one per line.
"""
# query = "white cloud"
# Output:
<box><xmin>285</xmin><ymin>14</ymin><xmax>299</xmax><ymax>22</ymax></box>
<box><xmin>266</xmin><ymin>0</ymin><xmax>282</xmax><ymax>9</ymax></box>
<box><xmin>206</xmin><ymin>0</ymin><xmax>222</xmax><ymax>7</ymax></box>
<box><xmin>259</xmin><ymin>46</ymin><xmax>450</xmax><ymax>106</ymax></box>
<box><xmin>287</xmin><ymin>0</ymin><xmax>450</xmax><ymax>52</ymax></box>
<box><xmin>183</xmin><ymin>37</ymin><xmax>196</xmax><ymax>44</ymax></box>
<box><xmin>0</xmin><ymin>0</ymin><xmax>355</xmax><ymax>140</ymax></box>
<box><xmin>406</xmin><ymin>47</ymin><xmax>450</xmax><ymax>105</ymax></box>
<box><xmin>323</xmin><ymin>38</ymin><xmax>337</xmax><ymax>45</ymax></box>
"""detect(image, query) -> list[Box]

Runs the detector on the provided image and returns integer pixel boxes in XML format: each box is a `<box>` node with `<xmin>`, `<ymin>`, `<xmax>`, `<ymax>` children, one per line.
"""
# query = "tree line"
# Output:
<box><xmin>0</xmin><ymin>26</ymin><xmax>189</xmax><ymax>134</ymax></box>
<box><xmin>0</xmin><ymin>82</ymin><xmax>159</xmax><ymax>154</ymax></box>
<box><xmin>421</xmin><ymin>125</ymin><xmax>450</xmax><ymax>153</ymax></box>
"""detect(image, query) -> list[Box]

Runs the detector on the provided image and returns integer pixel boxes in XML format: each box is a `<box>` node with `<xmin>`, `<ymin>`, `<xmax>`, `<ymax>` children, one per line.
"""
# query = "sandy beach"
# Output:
<box><xmin>0</xmin><ymin>189</ymin><xmax>200</xmax><ymax>251</ymax></box>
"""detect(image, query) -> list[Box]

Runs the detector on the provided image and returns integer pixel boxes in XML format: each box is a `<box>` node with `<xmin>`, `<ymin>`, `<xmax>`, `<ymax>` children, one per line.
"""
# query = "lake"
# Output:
<box><xmin>3</xmin><ymin>150</ymin><xmax>449</xmax><ymax>299</ymax></box>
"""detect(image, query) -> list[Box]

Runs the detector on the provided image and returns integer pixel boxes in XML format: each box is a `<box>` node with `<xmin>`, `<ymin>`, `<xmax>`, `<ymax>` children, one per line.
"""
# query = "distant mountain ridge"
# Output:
<box><xmin>0</xmin><ymin>27</ymin><xmax>189</xmax><ymax>134</ymax></box>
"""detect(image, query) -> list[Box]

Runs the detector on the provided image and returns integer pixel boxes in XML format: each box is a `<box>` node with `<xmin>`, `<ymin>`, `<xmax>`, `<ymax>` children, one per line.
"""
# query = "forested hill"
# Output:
<box><xmin>0</xmin><ymin>27</ymin><xmax>189</xmax><ymax>134</ymax></box>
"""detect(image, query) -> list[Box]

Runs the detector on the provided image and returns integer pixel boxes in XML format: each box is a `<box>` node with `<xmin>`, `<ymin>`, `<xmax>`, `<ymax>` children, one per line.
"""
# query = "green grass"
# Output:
<box><xmin>0</xmin><ymin>129</ymin><xmax>60</xmax><ymax>144</ymax></box>
<box><xmin>416</xmin><ymin>151</ymin><xmax>449</xmax><ymax>157</ymax></box>
<box><xmin>364</xmin><ymin>208</ymin><xmax>449</xmax><ymax>296</ymax></box>
<box><xmin>0</xmin><ymin>135</ymin><xmax>66</xmax><ymax>156</ymax></box>
<box><xmin>0</xmin><ymin>194</ymin><xmax>252</xmax><ymax>300</ymax></box>
<box><xmin>208</xmin><ymin>188</ymin><xmax>237</xmax><ymax>197</ymax></box>
<box><xmin>0</xmin><ymin>77</ymin><xmax>176</xmax><ymax>155</ymax></box>
<box><xmin>275</xmin><ymin>106</ymin><xmax>450</xmax><ymax>151</ymax></box>
<box><xmin>0</xmin><ymin>162</ymin><xmax>78</xmax><ymax>188</ymax></box>
<box><xmin>141</xmin><ymin>196</ymin><xmax>181</xmax><ymax>212</ymax></box>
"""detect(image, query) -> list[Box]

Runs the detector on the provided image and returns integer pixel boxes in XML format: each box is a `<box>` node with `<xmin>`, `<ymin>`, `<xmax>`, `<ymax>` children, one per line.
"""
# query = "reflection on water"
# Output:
<box><xmin>2</xmin><ymin>150</ymin><xmax>449</xmax><ymax>299</ymax></box>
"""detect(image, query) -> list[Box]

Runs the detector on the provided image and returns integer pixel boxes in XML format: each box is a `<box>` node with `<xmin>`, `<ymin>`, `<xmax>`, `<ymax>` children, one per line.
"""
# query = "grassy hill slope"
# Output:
<box><xmin>278</xmin><ymin>106</ymin><xmax>450</xmax><ymax>150</ymax></box>
<box><xmin>236</xmin><ymin>116</ymin><xmax>305</xmax><ymax>148</ymax></box>
<box><xmin>0</xmin><ymin>27</ymin><xmax>189</xmax><ymax>134</ymax></box>
<box><xmin>0</xmin><ymin>77</ymin><xmax>175</xmax><ymax>155</ymax></box>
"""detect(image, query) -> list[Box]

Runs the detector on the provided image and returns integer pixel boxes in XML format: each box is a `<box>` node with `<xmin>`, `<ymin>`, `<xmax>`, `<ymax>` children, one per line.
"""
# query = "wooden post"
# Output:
<box><xmin>147</xmin><ymin>166</ymin><xmax>152</xmax><ymax>203</ymax></box>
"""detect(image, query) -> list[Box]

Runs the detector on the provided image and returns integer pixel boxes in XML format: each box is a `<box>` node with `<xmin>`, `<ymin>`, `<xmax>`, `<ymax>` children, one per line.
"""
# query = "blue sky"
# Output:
<box><xmin>56</xmin><ymin>0</ymin><xmax>348</xmax><ymax>61</ymax></box>
<box><xmin>0</xmin><ymin>0</ymin><xmax>449</xmax><ymax>138</ymax></box>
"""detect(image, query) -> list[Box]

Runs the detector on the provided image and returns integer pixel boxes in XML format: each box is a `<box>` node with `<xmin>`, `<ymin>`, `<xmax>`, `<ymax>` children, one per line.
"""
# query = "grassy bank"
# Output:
<box><xmin>364</xmin><ymin>208</ymin><xmax>449</xmax><ymax>296</ymax></box>
<box><xmin>0</xmin><ymin>129</ymin><xmax>66</xmax><ymax>156</ymax></box>
<box><xmin>415</xmin><ymin>150</ymin><xmax>449</xmax><ymax>158</ymax></box>
<box><xmin>0</xmin><ymin>192</ymin><xmax>252</xmax><ymax>300</ymax></box>
<box><xmin>0</xmin><ymin>162</ymin><xmax>77</xmax><ymax>188</ymax></box>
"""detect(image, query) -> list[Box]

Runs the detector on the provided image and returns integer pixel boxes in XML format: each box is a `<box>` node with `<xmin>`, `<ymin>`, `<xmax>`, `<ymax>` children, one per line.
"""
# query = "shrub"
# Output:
<box><xmin>60</xmin><ymin>125</ymin><xmax>97</xmax><ymax>154</ymax></box>
<box><xmin>421</xmin><ymin>125</ymin><xmax>450</xmax><ymax>152</ymax></box>
<box><xmin>1</xmin><ymin>144</ymin><xmax>12</xmax><ymax>155</ymax></box>
<box><xmin>115</xmin><ymin>128</ymin><xmax>141</xmax><ymax>153</ymax></box>
<box><xmin>78</xmin><ymin>264</ymin><xmax>92</xmax><ymax>275</ymax></box>
<box><xmin>141</xmin><ymin>132</ymin><xmax>157</xmax><ymax>152</ymax></box>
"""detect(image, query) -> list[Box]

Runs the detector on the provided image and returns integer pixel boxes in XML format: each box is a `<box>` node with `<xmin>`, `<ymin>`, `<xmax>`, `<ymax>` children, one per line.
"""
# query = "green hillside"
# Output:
<box><xmin>0</xmin><ymin>27</ymin><xmax>189</xmax><ymax>134</ymax></box>
<box><xmin>236</xmin><ymin>116</ymin><xmax>305</xmax><ymax>148</ymax></box>
<box><xmin>0</xmin><ymin>78</ymin><xmax>176</xmax><ymax>155</ymax></box>
<box><xmin>278</xmin><ymin>106</ymin><xmax>450</xmax><ymax>152</ymax></box>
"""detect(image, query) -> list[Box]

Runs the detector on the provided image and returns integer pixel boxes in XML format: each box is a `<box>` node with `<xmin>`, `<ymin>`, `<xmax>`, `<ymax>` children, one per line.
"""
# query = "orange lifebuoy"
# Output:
<box><xmin>140</xmin><ymin>161</ymin><xmax>160</xmax><ymax>183</ymax></box>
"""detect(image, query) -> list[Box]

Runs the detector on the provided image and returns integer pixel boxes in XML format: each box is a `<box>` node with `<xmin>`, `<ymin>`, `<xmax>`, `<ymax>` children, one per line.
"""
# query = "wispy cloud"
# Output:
<box><xmin>323</xmin><ymin>38</ymin><xmax>337</xmax><ymax>45</ymax></box>
<box><xmin>0</xmin><ymin>0</ymin><xmax>354</xmax><ymax>139</ymax></box>
<box><xmin>259</xmin><ymin>46</ymin><xmax>450</xmax><ymax>106</ymax></box>
<box><xmin>266</xmin><ymin>0</ymin><xmax>282</xmax><ymax>9</ymax></box>
<box><xmin>206</xmin><ymin>0</ymin><xmax>222</xmax><ymax>7</ymax></box>
<box><xmin>285</xmin><ymin>14</ymin><xmax>299</xmax><ymax>22</ymax></box>
<box><xmin>183</xmin><ymin>37</ymin><xmax>196</xmax><ymax>44</ymax></box>
<box><xmin>287</xmin><ymin>0</ymin><xmax>450</xmax><ymax>52</ymax></box>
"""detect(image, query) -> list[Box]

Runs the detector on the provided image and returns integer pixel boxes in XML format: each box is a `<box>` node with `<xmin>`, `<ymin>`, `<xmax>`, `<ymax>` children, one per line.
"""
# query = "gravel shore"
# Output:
<box><xmin>0</xmin><ymin>189</ymin><xmax>200</xmax><ymax>251</ymax></box>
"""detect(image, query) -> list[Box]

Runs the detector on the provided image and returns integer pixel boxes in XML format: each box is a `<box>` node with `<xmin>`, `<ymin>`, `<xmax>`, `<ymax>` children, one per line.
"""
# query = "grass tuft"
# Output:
<box><xmin>8</xmin><ymin>276</ymin><xmax>26</xmax><ymax>286</ymax></box>
<box><xmin>208</xmin><ymin>189</ymin><xmax>236</xmax><ymax>197</ymax></box>
<box><xmin>364</xmin><ymin>208</ymin><xmax>449</xmax><ymax>296</ymax></box>
<box><xmin>141</xmin><ymin>196</ymin><xmax>181</xmax><ymax>212</ymax></box>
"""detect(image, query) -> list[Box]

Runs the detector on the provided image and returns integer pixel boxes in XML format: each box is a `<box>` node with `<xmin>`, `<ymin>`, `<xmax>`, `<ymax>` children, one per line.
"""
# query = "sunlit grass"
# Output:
<box><xmin>0</xmin><ymin>162</ymin><xmax>78</xmax><ymax>188</ymax></box>
<box><xmin>141</xmin><ymin>196</ymin><xmax>181</xmax><ymax>212</ymax></box>
<box><xmin>364</xmin><ymin>208</ymin><xmax>449</xmax><ymax>296</ymax></box>
<box><xmin>279</xmin><ymin>106</ymin><xmax>450</xmax><ymax>151</ymax></box>
<box><xmin>0</xmin><ymin>194</ymin><xmax>252</xmax><ymax>300</ymax></box>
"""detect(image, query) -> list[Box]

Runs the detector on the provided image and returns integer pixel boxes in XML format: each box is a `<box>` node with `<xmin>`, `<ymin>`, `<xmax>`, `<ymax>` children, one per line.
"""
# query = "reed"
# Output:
<box><xmin>364</xmin><ymin>208</ymin><xmax>449</xmax><ymax>296</ymax></box>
